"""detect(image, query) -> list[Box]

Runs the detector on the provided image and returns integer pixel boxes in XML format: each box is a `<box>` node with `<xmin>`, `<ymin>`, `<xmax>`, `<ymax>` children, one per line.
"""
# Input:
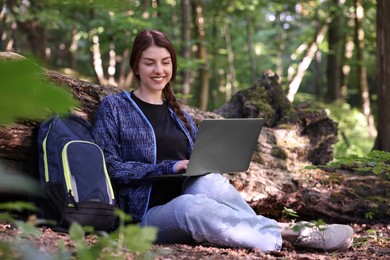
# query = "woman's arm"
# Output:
<box><xmin>92</xmin><ymin>96</ymin><xmax>178</xmax><ymax>185</ymax></box>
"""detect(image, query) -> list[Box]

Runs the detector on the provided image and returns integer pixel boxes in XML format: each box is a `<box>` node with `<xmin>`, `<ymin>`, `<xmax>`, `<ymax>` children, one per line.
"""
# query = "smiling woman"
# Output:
<box><xmin>133</xmin><ymin>45</ymin><xmax>173</xmax><ymax>104</ymax></box>
<box><xmin>91</xmin><ymin>29</ymin><xmax>354</xmax><ymax>253</ymax></box>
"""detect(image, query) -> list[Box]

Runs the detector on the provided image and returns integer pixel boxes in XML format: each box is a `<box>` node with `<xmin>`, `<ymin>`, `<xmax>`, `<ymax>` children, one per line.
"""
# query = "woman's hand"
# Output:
<box><xmin>174</xmin><ymin>160</ymin><xmax>189</xmax><ymax>173</ymax></box>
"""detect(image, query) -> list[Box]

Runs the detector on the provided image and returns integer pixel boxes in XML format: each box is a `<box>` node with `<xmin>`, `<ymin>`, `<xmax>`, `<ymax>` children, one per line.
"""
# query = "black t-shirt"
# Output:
<box><xmin>131</xmin><ymin>92</ymin><xmax>188</xmax><ymax>208</ymax></box>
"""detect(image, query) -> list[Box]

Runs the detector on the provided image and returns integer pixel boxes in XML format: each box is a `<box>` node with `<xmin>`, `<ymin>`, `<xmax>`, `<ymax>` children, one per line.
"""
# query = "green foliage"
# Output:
<box><xmin>69</xmin><ymin>224</ymin><xmax>102</xmax><ymax>260</ymax></box>
<box><xmin>0</xmin><ymin>163</ymin><xmax>42</xmax><ymax>197</ymax></box>
<box><xmin>294</xmin><ymin>93</ymin><xmax>374</xmax><ymax>157</ymax></box>
<box><xmin>0</xmin><ymin>201</ymin><xmax>37</xmax><ymax>224</ymax></box>
<box><xmin>113</xmin><ymin>208</ymin><xmax>157</xmax><ymax>255</ymax></box>
<box><xmin>282</xmin><ymin>207</ymin><xmax>299</xmax><ymax>218</ymax></box>
<box><xmin>291</xmin><ymin>219</ymin><xmax>327</xmax><ymax>233</ymax></box>
<box><xmin>0</xmin><ymin>59</ymin><xmax>76</xmax><ymax>125</ymax></box>
<box><xmin>305</xmin><ymin>149</ymin><xmax>390</xmax><ymax>180</ymax></box>
<box><xmin>0</xmin><ymin>201</ymin><xmax>38</xmax><ymax>213</ymax></box>
<box><xmin>327</xmin><ymin>150</ymin><xmax>390</xmax><ymax>179</ymax></box>
<box><xmin>327</xmin><ymin>102</ymin><xmax>375</xmax><ymax>158</ymax></box>
<box><xmin>0</xmin><ymin>204</ymin><xmax>157</xmax><ymax>259</ymax></box>
<box><xmin>364</xmin><ymin>211</ymin><xmax>375</xmax><ymax>220</ymax></box>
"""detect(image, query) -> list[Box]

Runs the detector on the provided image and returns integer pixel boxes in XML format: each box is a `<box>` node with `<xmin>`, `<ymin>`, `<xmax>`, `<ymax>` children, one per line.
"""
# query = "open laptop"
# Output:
<box><xmin>149</xmin><ymin>118</ymin><xmax>263</xmax><ymax>180</ymax></box>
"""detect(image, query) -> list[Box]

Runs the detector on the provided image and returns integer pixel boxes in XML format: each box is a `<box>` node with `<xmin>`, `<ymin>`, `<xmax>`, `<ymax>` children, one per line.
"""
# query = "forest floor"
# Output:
<box><xmin>0</xmin><ymin>222</ymin><xmax>389</xmax><ymax>259</ymax></box>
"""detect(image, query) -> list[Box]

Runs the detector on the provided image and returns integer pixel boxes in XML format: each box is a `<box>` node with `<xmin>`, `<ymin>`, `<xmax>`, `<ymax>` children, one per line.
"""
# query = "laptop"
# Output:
<box><xmin>149</xmin><ymin>118</ymin><xmax>263</xmax><ymax>180</ymax></box>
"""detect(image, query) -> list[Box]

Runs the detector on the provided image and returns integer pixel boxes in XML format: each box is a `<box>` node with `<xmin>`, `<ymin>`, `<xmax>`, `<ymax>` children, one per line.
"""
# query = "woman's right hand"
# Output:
<box><xmin>174</xmin><ymin>160</ymin><xmax>189</xmax><ymax>173</ymax></box>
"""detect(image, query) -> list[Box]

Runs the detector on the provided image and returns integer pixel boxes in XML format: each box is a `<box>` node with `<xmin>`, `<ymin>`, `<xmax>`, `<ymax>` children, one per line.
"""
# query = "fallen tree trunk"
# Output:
<box><xmin>0</xmin><ymin>60</ymin><xmax>389</xmax><ymax>224</ymax></box>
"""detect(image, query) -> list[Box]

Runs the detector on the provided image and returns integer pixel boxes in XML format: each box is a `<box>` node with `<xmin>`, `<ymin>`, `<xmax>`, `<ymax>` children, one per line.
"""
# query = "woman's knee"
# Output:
<box><xmin>183</xmin><ymin>173</ymin><xmax>230</xmax><ymax>194</ymax></box>
<box><xmin>171</xmin><ymin>194</ymin><xmax>211</xmax><ymax>220</ymax></box>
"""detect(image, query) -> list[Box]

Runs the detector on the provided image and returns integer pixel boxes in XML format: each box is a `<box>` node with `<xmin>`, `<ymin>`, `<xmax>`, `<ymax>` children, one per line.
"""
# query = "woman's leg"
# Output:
<box><xmin>183</xmin><ymin>174</ymin><xmax>301</xmax><ymax>240</ymax></box>
<box><xmin>140</xmin><ymin>193</ymin><xmax>282</xmax><ymax>251</ymax></box>
<box><xmin>182</xmin><ymin>173</ymin><xmax>257</xmax><ymax>216</ymax></box>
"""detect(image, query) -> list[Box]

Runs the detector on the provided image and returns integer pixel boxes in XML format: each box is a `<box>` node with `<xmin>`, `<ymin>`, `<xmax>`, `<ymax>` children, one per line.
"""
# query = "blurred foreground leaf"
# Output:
<box><xmin>0</xmin><ymin>58</ymin><xmax>76</xmax><ymax>125</ymax></box>
<box><xmin>0</xmin><ymin>164</ymin><xmax>42</xmax><ymax>197</ymax></box>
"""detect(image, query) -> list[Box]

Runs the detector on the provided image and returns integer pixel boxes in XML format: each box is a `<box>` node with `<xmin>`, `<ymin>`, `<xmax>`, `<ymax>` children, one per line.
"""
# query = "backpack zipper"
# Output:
<box><xmin>62</xmin><ymin>140</ymin><xmax>115</xmax><ymax>204</ymax></box>
<box><xmin>42</xmin><ymin>123</ymin><xmax>53</xmax><ymax>182</ymax></box>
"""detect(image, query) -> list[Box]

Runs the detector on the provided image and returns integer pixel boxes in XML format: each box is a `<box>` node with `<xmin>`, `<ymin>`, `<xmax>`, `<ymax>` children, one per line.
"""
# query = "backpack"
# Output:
<box><xmin>37</xmin><ymin>114</ymin><xmax>118</xmax><ymax>231</ymax></box>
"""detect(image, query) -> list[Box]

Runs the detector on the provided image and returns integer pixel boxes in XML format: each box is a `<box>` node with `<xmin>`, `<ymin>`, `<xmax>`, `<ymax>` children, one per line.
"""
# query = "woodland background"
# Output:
<box><xmin>1</xmin><ymin>0</ymin><xmax>390</xmax><ymax>259</ymax></box>
<box><xmin>0</xmin><ymin>0</ymin><xmax>389</xmax><ymax>158</ymax></box>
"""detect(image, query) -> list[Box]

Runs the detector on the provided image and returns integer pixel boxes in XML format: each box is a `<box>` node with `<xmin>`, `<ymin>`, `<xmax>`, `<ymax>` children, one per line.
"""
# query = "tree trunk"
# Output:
<box><xmin>276</xmin><ymin>30</ymin><xmax>286</xmax><ymax>84</ymax></box>
<box><xmin>354</xmin><ymin>0</ymin><xmax>377</xmax><ymax>138</ymax></box>
<box><xmin>180</xmin><ymin>0</ymin><xmax>192</xmax><ymax>104</ymax></box>
<box><xmin>374</xmin><ymin>0</ymin><xmax>390</xmax><ymax>151</ymax></box>
<box><xmin>341</xmin><ymin>31</ymin><xmax>355</xmax><ymax>99</ymax></box>
<box><xmin>118</xmin><ymin>48</ymin><xmax>132</xmax><ymax>89</ymax></box>
<box><xmin>245</xmin><ymin>9</ymin><xmax>256</xmax><ymax>85</ymax></box>
<box><xmin>287</xmin><ymin>24</ymin><xmax>328</xmax><ymax>102</ymax></box>
<box><xmin>193</xmin><ymin>0</ymin><xmax>209</xmax><ymax>111</ymax></box>
<box><xmin>326</xmin><ymin>0</ymin><xmax>343</xmax><ymax>101</ymax></box>
<box><xmin>91</xmin><ymin>34</ymin><xmax>107</xmax><ymax>85</ymax></box>
<box><xmin>69</xmin><ymin>27</ymin><xmax>79</xmax><ymax>70</ymax></box>
<box><xmin>315</xmin><ymin>50</ymin><xmax>323</xmax><ymax>100</ymax></box>
<box><xmin>223</xmin><ymin>19</ymin><xmax>237</xmax><ymax>99</ymax></box>
<box><xmin>6</xmin><ymin>0</ymin><xmax>47</xmax><ymax>63</ymax></box>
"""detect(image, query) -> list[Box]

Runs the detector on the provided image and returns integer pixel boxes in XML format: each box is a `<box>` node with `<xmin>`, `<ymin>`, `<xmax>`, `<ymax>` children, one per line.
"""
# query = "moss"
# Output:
<box><xmin>271</xmin><ymin>147</ymin><xmax>288</xmax><ymax>160</ymax></box>
<box><xmin>245</xmin><ymin>74</ymin><xmax>297</xmax><ymax>126</ymax></box>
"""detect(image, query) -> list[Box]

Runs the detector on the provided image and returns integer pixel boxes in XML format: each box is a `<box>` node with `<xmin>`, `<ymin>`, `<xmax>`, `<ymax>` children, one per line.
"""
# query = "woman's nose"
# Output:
<box><xmin>153</xmin><ymin>64</ymin><xmax>163</xmax><ymax>73</ymax></box>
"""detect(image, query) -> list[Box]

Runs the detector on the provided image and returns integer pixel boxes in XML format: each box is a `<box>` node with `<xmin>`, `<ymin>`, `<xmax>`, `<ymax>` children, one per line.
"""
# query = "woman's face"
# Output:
<box><xmin>137</xmin><ymin>45</ymin><xmax>173</xmax><ymax>93</ymax></box>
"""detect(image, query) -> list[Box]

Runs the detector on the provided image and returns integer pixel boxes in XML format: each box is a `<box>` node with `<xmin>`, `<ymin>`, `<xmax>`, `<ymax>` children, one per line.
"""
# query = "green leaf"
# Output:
<box><xmin>15</xmin><ymin>221</ymin><xmax>41</xmax><ymax>238</ymax></box>
<box><xmin>122</xmin><ymin>225</ymin><xmax>157</xmax><ymax>253</ymax></box>
<box><xmin>114</xmin><ymin>208</ymin><xmax>132</xmax><ymax>223</ymax></box>
<box><xmin>69</xmin><ymin>222</ymin><xmax>86</xmax><ymax>242</ymax></box>
<box><xmin>0</xmin><ymin>59</ymin><xmax>76</xmax><ymax>125</ymax></box>
<box><xmin>0</xmin><ymin>201</ymin><xmax>38</xmax><ymax>212</ymax></box>
<box><xmin>0</xmin><ymin>165</ymin><xmax>42</xmax><ymax>197</ymax></box>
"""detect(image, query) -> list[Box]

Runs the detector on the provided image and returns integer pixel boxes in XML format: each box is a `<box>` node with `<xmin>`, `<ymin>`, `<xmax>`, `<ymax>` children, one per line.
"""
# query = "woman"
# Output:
<box><xmin>92</xmin><ymin>29</ymin><xmax>353</xmax><ymax>252</ymax></box>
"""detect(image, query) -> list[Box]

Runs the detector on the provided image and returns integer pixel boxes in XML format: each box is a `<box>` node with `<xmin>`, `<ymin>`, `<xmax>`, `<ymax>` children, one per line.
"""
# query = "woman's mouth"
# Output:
<box><xmin>152</xmin><ymin>76</ymin><xmax>164</xmax><ymax>82</ymax></box>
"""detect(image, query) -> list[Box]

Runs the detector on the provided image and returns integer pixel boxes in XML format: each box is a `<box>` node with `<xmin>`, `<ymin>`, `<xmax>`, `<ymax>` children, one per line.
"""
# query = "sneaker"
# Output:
<box><xmin>293</xmin><ymin>223</ymin><xmax>354</xmax><ymax>252</ymax></box>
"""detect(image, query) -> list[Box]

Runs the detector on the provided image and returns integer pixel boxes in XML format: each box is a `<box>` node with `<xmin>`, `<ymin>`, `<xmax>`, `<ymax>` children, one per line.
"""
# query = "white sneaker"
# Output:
<box><xmin>294</xmin><ymin>223</ymin><xmax>354</xmax><ymax>252</ymax></box>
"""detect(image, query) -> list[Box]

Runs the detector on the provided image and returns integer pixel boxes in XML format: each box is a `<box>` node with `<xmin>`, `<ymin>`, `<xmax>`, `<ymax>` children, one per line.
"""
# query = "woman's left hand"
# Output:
<box><xmin>174</xmin><ymin>159</ymin><xmax>189</xmax><ymax>173</ymax></box>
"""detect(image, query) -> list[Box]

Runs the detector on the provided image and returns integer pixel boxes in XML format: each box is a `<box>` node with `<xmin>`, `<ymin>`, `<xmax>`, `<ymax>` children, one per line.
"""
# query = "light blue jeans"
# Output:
<box><xmin>140</xmin><ymin>173</ymin><xmax>282</xmax><ymax>251</ymax></box>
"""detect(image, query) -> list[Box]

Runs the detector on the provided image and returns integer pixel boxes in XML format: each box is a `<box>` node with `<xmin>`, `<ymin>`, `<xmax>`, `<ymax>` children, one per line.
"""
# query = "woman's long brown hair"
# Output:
<box><xmin>129</xmin><ymin>30</ymin><xmax>190</xmax><ymax>132</ymax></box>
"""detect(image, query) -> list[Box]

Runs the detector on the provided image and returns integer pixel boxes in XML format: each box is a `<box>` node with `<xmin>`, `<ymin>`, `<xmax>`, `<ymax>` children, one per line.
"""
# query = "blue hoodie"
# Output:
<box><xmin>92</xmin><ymin>91</ymin><xmax>198</xmax><ymax>222</ymax></box>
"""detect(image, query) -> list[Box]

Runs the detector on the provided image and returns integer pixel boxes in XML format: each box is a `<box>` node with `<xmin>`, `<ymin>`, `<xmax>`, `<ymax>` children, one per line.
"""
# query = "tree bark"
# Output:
<box><xmin>193</xmin><ymin>0</ymin><xmax>209</xmax><ymax>111</ymax></box>
<box><xmin>326</xmin><ymin>0</ymin><xmax>343</xmax><ymax>101</ymax></box>
<box><xmin>180</xmin><ymin>0</ymin><xmax>192</xmax><ymax>104</ymax></box>
<box><xmin>374</xmin><ymin>0</ymin><xmax>390</xmax><ymax>151</ymax></box>
<box><xmin>223</xmin><ymin>19</ymin><xmax>237</xmax><ymax>99</ymax></box>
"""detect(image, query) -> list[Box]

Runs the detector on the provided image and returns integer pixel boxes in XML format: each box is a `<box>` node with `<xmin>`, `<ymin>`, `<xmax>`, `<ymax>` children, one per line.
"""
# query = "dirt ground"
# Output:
<box><xmin>1</xmin><ymin>222</ymin><xmax>389</xmax><ymax>259</ymax></box>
